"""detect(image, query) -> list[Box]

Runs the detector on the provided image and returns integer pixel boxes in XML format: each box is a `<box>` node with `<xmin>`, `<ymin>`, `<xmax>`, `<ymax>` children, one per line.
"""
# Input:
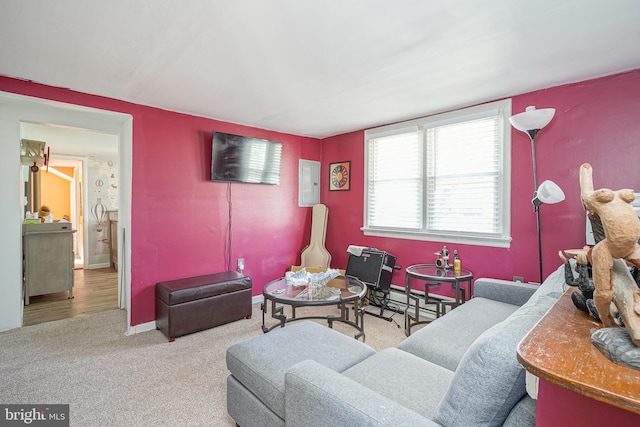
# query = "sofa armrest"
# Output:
<box><xmin>473</xmin><ymin>278</ymin><xmax>539</xmax><ymax>306</ymax></box>
<box><xmin>285</xmin><ymin>360</ymin><xmax>440</xmax><ymax>427</ymax></box>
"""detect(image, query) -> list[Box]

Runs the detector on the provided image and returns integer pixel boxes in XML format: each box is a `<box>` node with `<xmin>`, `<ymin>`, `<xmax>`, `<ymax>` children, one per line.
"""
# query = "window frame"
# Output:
<box><xmin>362</xmin><ymin>99</ymin><xmax>512</xmax><ymax>248</ymax></box>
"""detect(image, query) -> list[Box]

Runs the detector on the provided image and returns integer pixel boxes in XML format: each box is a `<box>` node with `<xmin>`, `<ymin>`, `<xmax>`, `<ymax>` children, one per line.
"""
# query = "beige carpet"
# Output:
<box><xmin>0</xmin><ymin>302</ymin><xmax>407</xmax><ymax>426</ymax></box>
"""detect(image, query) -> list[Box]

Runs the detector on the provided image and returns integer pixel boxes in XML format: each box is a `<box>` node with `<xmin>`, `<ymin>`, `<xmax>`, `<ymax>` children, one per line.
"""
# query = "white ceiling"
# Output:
<box><xmin>2</xmin><ymin>0</ymin><xmax>640</xmax><ymax>139</ymax></box>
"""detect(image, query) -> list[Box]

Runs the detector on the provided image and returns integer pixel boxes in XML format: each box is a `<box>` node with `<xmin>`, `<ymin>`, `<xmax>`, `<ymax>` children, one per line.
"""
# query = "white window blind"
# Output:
<box><xmin>425</xmin><ymin>116</ymin><xmax>501</xmax><ymax>235</ymax></box>
<box><xmin>367</xmin><ymin>128</ymin><xmax>422</xmax><ymax>229</ymax></box>
<box><xmin>363</xmin><ymin>99</ymin><xmax>511</xmax><ymax>247</ymax></box>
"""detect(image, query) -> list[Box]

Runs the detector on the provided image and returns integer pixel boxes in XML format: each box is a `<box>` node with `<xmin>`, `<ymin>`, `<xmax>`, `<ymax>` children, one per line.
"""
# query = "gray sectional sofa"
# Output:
<box><xmin>226</xmin><ymin>263</ymin><xmax>569</xmax><ymax>427</ymax></box>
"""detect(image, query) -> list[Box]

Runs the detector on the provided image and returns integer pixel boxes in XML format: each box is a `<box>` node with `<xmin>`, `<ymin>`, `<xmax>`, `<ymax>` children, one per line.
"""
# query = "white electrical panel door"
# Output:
<box><xmin>299</xmin><ymin>159</ymin><xmax>320</xmax><ymax>207</ymax></box>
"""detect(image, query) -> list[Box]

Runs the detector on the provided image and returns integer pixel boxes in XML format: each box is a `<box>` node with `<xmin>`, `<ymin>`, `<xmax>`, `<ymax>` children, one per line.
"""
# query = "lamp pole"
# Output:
<box><xmin>527</xmin><ymin>131</ymin><xmax>544</xmax><ymax>284</ymax></box>
<box><xmin>534</xmin><ymin>202</ymin><xmax>544</xmax><ymax>284</ymax></box>
<box><xmin>526</xmin><ymin>129</ymin><xmax>540</xmax><ymax>190</ymax></box>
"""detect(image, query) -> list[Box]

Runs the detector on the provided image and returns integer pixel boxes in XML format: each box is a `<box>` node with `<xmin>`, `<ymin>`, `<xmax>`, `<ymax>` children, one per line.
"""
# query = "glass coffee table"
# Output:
<box><xmin>261</xmin><ymin>275</ymin><xmax>367</xmax><ymax>341</ymax></box>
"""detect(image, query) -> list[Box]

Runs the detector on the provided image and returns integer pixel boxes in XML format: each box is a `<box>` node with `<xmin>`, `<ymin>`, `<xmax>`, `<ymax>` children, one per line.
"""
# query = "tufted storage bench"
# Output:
<box><xmin>155</xmin><ymin>271</ymin><xmax>252</xmax><ymax>341</ymax></box>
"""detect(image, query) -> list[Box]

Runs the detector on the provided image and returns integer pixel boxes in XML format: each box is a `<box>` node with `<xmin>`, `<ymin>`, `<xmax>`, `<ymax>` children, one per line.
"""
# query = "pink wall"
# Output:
<box><xmin>3</xmin><ymin>70</ymin><xmax>639</xmax><ymax>423</ymax></box>
<box><xmin>0</xmin><ymin>76</ymin><xmax>321</xmax><ymax>325</ymax></box>
<box><xmin>321</xmin><ymin>70</ymin><xmax>640</xmax><ymax>293</ymax></box>
<box><xmin>3</xmin><ymin>69</ymin><xmax>640</xmax><ymax>324</ymax></box>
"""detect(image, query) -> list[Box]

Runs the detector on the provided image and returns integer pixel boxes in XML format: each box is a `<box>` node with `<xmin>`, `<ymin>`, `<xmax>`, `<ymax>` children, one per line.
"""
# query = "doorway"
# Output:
<box><xmin>20</xmin><ymin>122</ymin><xmax>120</xmax><ymax>325</ymax></box>
<box><xmin>38</xmin><ymin>157</ymin><xmax>84</xmax><ymax>268</ymax></box>
<box><xmin>0</xmin><ymin>91</ymin><xmax>133</xmax><ymax>333</ymax></box>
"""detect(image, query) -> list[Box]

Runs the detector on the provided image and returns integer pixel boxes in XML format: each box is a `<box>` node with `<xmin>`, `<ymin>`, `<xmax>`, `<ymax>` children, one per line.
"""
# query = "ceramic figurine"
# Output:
<box><xmin>579</xmin><ymin>163</ymin><xmax>640</xmax><ymax>346</ymax></box>
<box><xmin>559</xmin><ymin>248</ymin><xmax>601</xmax><ymax>322</ymax></box>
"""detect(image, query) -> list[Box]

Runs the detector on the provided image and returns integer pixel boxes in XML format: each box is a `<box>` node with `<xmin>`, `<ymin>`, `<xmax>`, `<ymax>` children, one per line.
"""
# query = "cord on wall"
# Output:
<box><xmin>226</xmin><ymin>182</ymin><xmax>233</xmax><ymax>272</ymax></box>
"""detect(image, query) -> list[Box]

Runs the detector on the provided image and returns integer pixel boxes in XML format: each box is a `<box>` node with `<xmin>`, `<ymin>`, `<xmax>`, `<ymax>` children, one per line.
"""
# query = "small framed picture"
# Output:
<box><xmin>329</xmin><ymin>161</ymin><xmax>351</xmax><ymax>191</ymax></box>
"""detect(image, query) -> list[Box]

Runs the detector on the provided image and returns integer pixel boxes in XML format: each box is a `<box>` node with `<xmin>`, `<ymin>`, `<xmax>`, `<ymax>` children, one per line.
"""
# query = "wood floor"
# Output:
<box><xmin>23</xmin><ymin>267</ymin><xmax>119</xmax><ymax>326</ymax></box>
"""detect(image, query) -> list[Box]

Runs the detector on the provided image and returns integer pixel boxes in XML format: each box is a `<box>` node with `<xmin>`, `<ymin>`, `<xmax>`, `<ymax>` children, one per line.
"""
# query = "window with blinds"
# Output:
<box><xmin>366</xmin><ymin>127</ymin><xmax>423</xmax><ymax>230</ymax></box>
<box><xmin>363</xmin><ymin>99</ymin><xmax>511</xmax><ymax>247</ymax></box>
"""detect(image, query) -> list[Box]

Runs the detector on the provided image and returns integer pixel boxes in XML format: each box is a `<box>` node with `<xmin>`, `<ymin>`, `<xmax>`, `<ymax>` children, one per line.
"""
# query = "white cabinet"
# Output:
<box><xmin>299</xmin><ymin>159</ymin><xmax>320</xmax><ymax>207</ymax></box>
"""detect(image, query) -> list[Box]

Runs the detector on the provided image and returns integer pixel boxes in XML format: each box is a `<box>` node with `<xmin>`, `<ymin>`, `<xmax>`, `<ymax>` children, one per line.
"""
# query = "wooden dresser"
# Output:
<box><xmin>23</xmin><ymin>222</ymin><xmax>76</xmax><ymax>305</ymax></box>
<box><xmin>518</xmin><ymin>289</ymin><xmax>640</xmax><ymax>425</ymax></box>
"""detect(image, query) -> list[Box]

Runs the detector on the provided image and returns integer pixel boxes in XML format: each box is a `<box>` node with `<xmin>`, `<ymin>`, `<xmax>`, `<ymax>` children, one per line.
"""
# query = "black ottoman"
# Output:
<box><xmin>155</xmin><ymin>271</ymin><xmax>252</xmax><ymax>341</ymax></box>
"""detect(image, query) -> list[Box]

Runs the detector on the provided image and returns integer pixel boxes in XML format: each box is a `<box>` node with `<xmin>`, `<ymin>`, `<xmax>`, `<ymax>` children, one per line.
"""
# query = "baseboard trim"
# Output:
<box><xmin>87</xmin><ymin>263</ymin><xmax>111</xmax><ymax>270</ymax></box>
<box><xmin>127</xmin><ymin>296</ymin><xmax>262</xmax><ymax>335</ymax></box>
<box><xmin>126</xmin><ymin>320</ymin><xmax>156</xmax><ymax>336</ymax></box>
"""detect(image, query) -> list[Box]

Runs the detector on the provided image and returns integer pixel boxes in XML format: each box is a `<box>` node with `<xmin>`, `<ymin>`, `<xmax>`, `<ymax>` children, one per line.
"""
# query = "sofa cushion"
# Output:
<box><xmin>343</xmin><ymin>348</ymin><xmax>454</xmax><ymax>419</ymax></box>
<box><xmin>285</xmin><ymin>360</ymin><xmax>440</xmax><ymax>427</ymax></box>
<box><xmin>226</xmin><ymin>321</ymin><xmax>375</xmax><ymax>419</ymax></box>
<box><xmin>433</xmin><ymin>293</ymin><xmax>557</xmax><ymax>427</ymax></box>
<box><xmin>227</xmin><ymin>375</ymin><xmax>284</xmax><ymax>427</ymax></box>
<box><xmin>473</xmin><ymin>279</ymin><xmax>538</xmax><ymax>306</ymax></box>
<box><xmin>502</xmin><ymin>395</ymin><xmax>536</xmax><ymax>427</ymax></box>
<box><xmin>398</xmin><ymin>297</ymin><xmax>519</xmax><ymax>371</ymax></box>
<box><xmin>532</xmin><ymin>261</ymin><xmax>569</xmax><ymax>300</ymax></box>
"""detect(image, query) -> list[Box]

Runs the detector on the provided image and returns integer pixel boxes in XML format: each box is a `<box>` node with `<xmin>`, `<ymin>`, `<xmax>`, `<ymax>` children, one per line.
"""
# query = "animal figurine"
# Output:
<box><xmin>559</xmin><ymin>248</ymin><xmax>600</xmax><ymax>321</ymax></box>
<box><xmin>579</xmin><ymin>163</ymin><xmax>640</xmax><ymax>346</ymax></box>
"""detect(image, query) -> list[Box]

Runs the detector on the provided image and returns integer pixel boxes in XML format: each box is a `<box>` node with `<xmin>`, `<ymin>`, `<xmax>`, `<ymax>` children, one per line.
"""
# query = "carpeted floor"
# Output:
<box><xmin>0</xmin><ymin>302</ymin><xmax>407</xmax><ymax>426</ymax></box>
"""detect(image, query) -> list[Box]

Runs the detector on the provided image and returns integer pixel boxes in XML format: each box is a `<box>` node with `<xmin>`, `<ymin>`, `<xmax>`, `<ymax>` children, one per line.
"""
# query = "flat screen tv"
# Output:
<box><xmin>211</xmin><ymin>131</ymin><xmax>283</xmax><ymax>185</ymax></box>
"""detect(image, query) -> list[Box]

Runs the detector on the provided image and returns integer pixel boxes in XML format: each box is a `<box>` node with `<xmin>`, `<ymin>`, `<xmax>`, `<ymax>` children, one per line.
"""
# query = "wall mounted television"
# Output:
<box><xmin>211</xmin><ymin>131</ymin><xmax>283</xmax><ymax>185</ymax></box>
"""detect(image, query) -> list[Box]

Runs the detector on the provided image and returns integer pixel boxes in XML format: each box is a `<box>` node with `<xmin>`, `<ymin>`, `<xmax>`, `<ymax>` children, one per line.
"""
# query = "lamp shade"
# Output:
<box><xmin>509</xmin><ymin>106</ymin><xmax>556</xmax><ymax>132</ymax></box>
<box><xmin>533</xmin><ymin>180</ymin><xmax>565</xmax><ymax>205</ymax></box>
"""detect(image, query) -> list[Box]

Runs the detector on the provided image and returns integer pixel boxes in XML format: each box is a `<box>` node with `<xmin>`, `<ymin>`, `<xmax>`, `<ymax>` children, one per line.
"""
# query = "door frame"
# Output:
<box><xmin>0</xmin><ymin>91</ymin><xmax>132</xmax><ymax>333</ymax></box>
<box><xmin>46</xmin><ymin>156</ymin><xmax>86</xmax><ymax>269</ymax></box>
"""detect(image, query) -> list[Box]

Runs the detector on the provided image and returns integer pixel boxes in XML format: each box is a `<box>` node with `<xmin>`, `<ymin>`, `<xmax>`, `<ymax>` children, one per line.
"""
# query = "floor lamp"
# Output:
<box><xmin>509</xmin><ymin>106</ymin><xmax>565</xmax><ymax>283</ymax></box>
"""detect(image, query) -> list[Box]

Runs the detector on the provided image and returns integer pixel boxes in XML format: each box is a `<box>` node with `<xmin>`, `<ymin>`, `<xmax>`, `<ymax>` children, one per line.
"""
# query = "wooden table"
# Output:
<box><xmin>517</xmin><ymin>289</ymin><xmax>640</xmax><ymax>416</ymax></box>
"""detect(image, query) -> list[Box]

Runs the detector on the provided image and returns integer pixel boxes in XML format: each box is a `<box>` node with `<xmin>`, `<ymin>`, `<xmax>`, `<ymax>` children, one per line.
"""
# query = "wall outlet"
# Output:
<box><xmin>513</xmin><ymin>275</ymin><xmax>525</xmax><ymax>283</ymax></box>
<box><xmin>237</xmin><ymin>258</ymin><xmax>245</xmax><ymax>271</ymax></box>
